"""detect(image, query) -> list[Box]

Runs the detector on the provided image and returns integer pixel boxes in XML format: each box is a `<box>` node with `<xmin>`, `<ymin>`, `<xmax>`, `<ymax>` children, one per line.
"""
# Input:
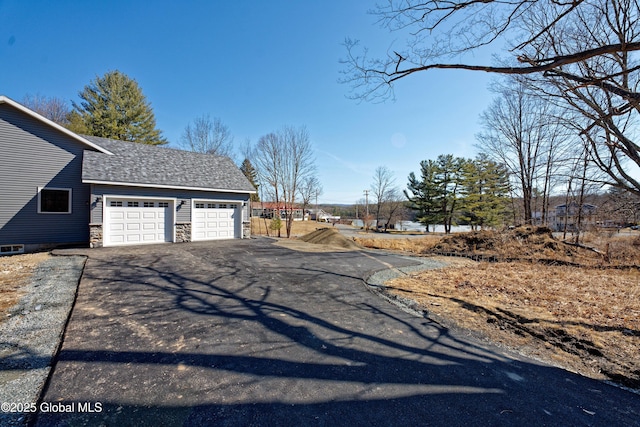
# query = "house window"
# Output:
<box><xmin>110</xmin><ymin>201</ymin><xmax>123</xmax><ymax>207</ymax></box>
<box><xmin>219</xmin><ymin>203</ymin><xmax>227</xmax><ymax>209</ymax></box>
<box><xmin>207</xmin><ymin>203</ymin><xmax>216</xmax><ymax>209</ymax></box>
<box><xmin>127</xmin><ymin>201</ymin><xmax>139</xmax><ymax>207</ymax></box>
<box><xmin>195</xmin><ymin>203</ymin><xmax>205</xmax><ymax>208</ymax></box>
<box><xmin>143</xmin><ymin>202</ymin><xmax>155</xmax><ymax>207</ymax></box>
<box><xmin>38</xmin><ymin>188</ymin><xmax>71</xmax><ymax>214</ymax></box>
<box><xmin>158</xmin><ymin>202</ymin><xmax>169</xmax><ymax>208</ymax></box>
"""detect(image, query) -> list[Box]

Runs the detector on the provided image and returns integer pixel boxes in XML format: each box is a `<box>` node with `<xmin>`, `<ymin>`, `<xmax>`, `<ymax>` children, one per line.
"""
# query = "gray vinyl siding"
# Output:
<box><xmin>0</xmin><ymin>104</ymin><xmax>91</xmax><ymax>246</ymax></box>
<box><xmin>90</xmin><ymin>184</ymin><xmax>249</xmax><ymax>224</ymax></box>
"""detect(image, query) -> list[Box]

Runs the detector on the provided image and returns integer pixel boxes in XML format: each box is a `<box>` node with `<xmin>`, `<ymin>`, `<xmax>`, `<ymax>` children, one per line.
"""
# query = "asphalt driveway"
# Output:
<box><xmin>36</xmin><ymin>238</ymin><xmax>639</xmax><ymax>426</ymax></box>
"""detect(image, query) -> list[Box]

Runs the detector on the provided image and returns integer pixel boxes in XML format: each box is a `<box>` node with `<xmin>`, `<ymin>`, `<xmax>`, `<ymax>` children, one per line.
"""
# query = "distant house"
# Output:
<box><xmin>0</xmin><ymin>95</ymin><xmax>256</xmax><ymax>253</ymax></box>
<box><xmin>553</xmin><ymin>202</ymin><xmax>597</xmax><ymax>232</ymax></box>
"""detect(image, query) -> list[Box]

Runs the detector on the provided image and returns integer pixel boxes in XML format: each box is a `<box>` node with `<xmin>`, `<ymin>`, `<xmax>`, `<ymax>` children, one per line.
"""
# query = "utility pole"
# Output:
<box><xmin>363</xmin><ymin>190</ymin><xmax>369</xmax><ymax>216</ymax></box>
<box><xmin>363</xmin><ymin>190</ymin><xmax>370</xmax><ymax>231</ymax></box>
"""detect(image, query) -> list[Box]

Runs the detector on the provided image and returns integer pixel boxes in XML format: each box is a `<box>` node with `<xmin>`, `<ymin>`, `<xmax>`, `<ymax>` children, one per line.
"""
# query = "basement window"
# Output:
<box><xmin>0</xmin><ymin>245</ymin><xmax>25</xmax><ymax>255</ymax></box>
<box><xmin>38</xmin><ymin>187</ymin><xmax>71</xmax><ymax>214</ymax></box>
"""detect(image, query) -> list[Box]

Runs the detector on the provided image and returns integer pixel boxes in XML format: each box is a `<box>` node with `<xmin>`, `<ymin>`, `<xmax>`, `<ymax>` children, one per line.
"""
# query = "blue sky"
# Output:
<box><xmin>0</xmin><ymin>1</ymin><xmax>495</xmax><ymax>204</ymax></box>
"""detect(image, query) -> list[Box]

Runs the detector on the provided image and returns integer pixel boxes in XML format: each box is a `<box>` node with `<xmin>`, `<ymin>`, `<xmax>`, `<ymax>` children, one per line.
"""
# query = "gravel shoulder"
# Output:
<box><xmin>0</xmin><ymin>255</ymin><xmax>86</xmax><ymax>427</ymax></box>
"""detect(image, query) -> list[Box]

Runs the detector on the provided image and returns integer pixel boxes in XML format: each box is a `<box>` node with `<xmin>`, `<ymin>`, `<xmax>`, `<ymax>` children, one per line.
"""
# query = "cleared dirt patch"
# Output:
<box><xmin>0</xmin><ymin>252</ymin><xmax>50</xmax><ymax>316</ymax></box>
<box><xmin>298</xmin><ymin>228</ymin><xmax>361</xmax><ymax>249</ymax></box>
<box><xmin>275</xmin><ymin>228</ymin><xmax>362</xmax><ymax>252</ymax></box>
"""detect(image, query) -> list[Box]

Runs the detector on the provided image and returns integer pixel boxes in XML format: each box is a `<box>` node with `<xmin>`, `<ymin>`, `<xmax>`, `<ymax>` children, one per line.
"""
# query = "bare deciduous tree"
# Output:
<box><xmin>477</xmin><ymin>78</ymin><xmax>574</xmax><ymax>224</ymax></box>
<box><xmin>180</xmin><ymin>115</ymin><xmax>234</xmax><ymax>157</ymax></box>
<box><xmin>254</xmin><ymin>126</ymin><xmax>316</xmax><ymax>238</ymax></box>
<box><xmin>22</xmin><ymin>94</ymin><xmax>70</xmax><ymax>126</ymax></box>
<box><xmin>381</xmin><ymin>188</ymin><xmax>405</xmax><ymax>232</ymax></box>
<box><xmin>342</xmin><ymin>0</ymin><xmax>640</xmax><ymax>195</ymax></box>
<box><xmin>298</xmin><ymin>175</ymin><xmax>323</xmax><ymax>221</ymax></box>
<box><xmin>371</xmin><ymin>166</ymin><xmax>398</xmax><ymax>230</ymax></box>
<box><xmin>255</xmin><ymin>132</ymin><xmax>283</xmax><ymax>235</ymax></box>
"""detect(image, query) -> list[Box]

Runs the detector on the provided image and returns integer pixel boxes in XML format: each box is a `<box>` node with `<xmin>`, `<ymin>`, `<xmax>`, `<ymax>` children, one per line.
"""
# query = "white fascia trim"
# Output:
<box><xmin>84</xmin><ymin>179</ymin><xmax>256</xmax><ymax>194</ymax></box>
<box><xmin>0</xmin><ymin>95</ymin><xmax>113</xmax><ymax>155</ymax></box>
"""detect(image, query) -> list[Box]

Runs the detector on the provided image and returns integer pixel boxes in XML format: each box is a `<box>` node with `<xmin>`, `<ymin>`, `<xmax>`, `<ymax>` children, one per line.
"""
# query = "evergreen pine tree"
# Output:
<box><xmin>240</xmin><ymin>158</ymin><xmax>260</xmax><ymax>202</ymax></box>
<box><xmin>460</xmin><ymin>154</ymin><xmax>511</xmax><ymax>229</ymax></box>
<box><xmin>405</xmin><ymin>160</ymin><xmax>442</xmax><ymax>232</ymax></box>
<box><xmin>72</xmin><ymin>70</ymin><xmax>167</xmax><ymax>145</ymax></box>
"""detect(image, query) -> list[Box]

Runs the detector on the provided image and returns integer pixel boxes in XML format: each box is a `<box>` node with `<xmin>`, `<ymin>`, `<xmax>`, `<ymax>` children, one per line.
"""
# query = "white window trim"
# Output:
<box><xmin>37</xmin><ymin>187</ymin><xmax>72</xmax><ymax>214</ymax></box>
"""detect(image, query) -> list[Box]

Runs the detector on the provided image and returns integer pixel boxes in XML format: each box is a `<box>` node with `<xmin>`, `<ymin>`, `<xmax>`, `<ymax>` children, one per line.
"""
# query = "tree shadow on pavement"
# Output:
<box><xmin>35</xmin><ymin>240</ymin><xmax>640</xmax><ymax>426</ymax></box>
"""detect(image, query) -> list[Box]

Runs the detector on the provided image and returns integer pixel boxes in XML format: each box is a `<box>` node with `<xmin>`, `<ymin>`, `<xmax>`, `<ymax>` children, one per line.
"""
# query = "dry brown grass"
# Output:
<box><xmin>355</xmin><ymin>235</ymin><xmax>442</xmax><ymax>253</ymax></box>
<box><xmin>0</xmin><ymin>252</ymin><xmax>50</xmax><ymax>315</ymax></box>
<box><xmin>251</xmin><ymin>217</ymin><xmax>333</xmax><ymax>237</ymax></box>
<box><xmin>385</xmin><ymin>261</ymin><xmax>640</xmax><ymax>388</ymax></box>
<box><xmin>357</xmin><ymin>226</ymin><xmax>640</xmax><ymax>266</ymax></box>
<box><xmin>362</xmin><ymin>227</ymin><xmax>640</xmax><ymax>389</ymax></box>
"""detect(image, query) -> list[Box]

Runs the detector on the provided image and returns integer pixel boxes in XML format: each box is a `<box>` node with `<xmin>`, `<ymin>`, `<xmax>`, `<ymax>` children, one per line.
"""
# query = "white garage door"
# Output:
<box><xmin>192</xmin><ymin>201</ymin><xmax>239</xmax><ymax>241</ymax></box>
<box><xmin>105</xmin><ymin>199</ymin><xmax>173</xmax><ymax>246</ymax></box>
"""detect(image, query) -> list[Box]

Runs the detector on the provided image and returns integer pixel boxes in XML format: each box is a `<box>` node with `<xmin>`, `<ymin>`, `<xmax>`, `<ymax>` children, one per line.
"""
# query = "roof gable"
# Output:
<box><xmin>82</xmin><ymin>136</ymin><xmax>256</xmax><ymax>194</ymax></box>
<box><xmin>0</xmin><ymin>95</ymin><xmax>113</xmax><ymax>155</ymax></box>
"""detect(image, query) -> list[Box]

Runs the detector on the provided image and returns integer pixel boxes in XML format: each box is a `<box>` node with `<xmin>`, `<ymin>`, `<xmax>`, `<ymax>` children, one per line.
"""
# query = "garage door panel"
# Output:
<box><xmin>192</xmin><ymin>202</ymin><xmax>238</xmax><ymax>241</ymax></box>
<box><xmin>110</xmin><ymin>223</ymin><xmax>124</xmax><ymax>231</ymax></box>
<box><xmin>110</xmin><ymin>212</ymin><xmax>124</xmax><ymax>220</ymax></box>
<box><xmin>105</xmin><ymin>199</ymin><xmax>173</xmax><ymax>247</ymax></box>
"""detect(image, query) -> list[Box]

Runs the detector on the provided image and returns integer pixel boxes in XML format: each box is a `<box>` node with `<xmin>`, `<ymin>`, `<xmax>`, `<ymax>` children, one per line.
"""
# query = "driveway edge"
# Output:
<box><xmin>363</xmin><ymin>255</ymin><xmax>446</xmax><ymax>318</ymax></box>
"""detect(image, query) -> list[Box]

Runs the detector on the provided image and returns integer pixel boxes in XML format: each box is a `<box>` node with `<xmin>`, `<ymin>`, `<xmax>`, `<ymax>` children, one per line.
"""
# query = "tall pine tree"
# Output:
<box><xmin>405</xmin><ymin>159</ymin><xmax>442</xmax><ymax>232</ymax></box>
<box><xmin>72</xmin><ymin>70</ymin><xmax>167</xmax><ymax>145</ymax></box>
<box><xmin>460</xmin><ymin>154</ymin><xmax>511</xmax><ymax>229</ymax></box>
<box><xmin>240</xmin><ymin>158</ymin><xmax>260</xmax><ymax>202</ymax></box>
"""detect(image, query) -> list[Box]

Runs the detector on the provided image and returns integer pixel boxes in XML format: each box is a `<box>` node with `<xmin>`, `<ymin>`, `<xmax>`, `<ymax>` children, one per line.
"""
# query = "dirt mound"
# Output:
<box><xmin>431</xmin><ymin>226</ymin><xmax>588</xmax><ymax>262</ymax></box>
<box><xmin>298</xmin><ymin>227</ymin><xmax>361</xmax><ymax>250</ymax></box>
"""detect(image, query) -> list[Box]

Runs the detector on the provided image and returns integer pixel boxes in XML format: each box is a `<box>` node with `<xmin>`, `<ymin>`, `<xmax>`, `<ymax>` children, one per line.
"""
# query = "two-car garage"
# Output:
<box><xmin>102</xmin><ymin>197</ymin><xmax>241</xmax><ymax>247</ymax></box>
<box><xmin>82</xmin><ymin>135</ymin><xmax>255</xmax><ymax>249</ymax></box>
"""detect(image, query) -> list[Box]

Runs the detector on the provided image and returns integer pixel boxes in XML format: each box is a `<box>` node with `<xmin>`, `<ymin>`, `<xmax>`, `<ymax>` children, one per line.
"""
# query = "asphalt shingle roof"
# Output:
<box><xmin>82</xmin><ymin>136</ymin><xmax>256</xmax><ymax>193</ymax></box>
